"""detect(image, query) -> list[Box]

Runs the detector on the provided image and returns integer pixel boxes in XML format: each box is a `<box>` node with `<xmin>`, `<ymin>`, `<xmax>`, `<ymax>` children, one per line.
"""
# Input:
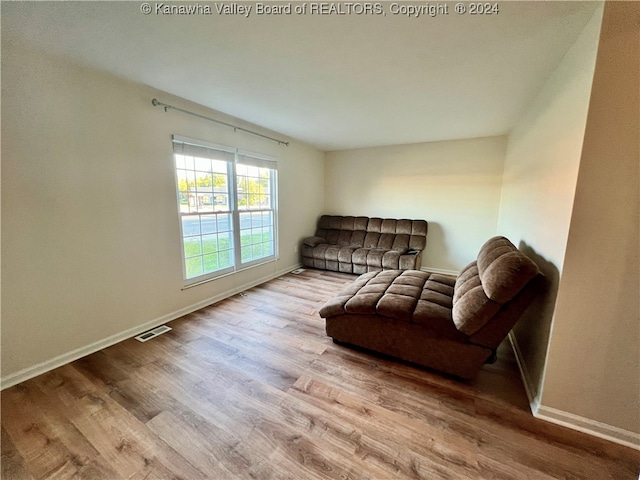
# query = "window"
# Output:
<box><xmin>173</xmin><ymin>135</ymin><xmax>278</xmax><ymax>286</ymax></box>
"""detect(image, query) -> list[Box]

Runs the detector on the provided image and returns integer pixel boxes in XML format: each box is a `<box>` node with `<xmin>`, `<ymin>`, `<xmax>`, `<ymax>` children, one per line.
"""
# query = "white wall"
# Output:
<box><xmin>3</xmin><ymin>0</ymin><xmax>635</xmax><ymax>451</ymax></box>
<box><xmin>1</xmin><ymin>41</ymin><xmax>325</xmax><ymax>385</ymax></box>
<box><xmin>496</xmin><ymin>5</ymin><xmax>603</xmax><ymax>402</ymax></box>
<box><xmin>325</xmin><ymin>136</ymin><xmax>507</xmax><ymax>273</ymax></box>
<box><xmin>540</xmin><ymin>0</ymin><xmax>639</xmax><ymax>440</ymax></box>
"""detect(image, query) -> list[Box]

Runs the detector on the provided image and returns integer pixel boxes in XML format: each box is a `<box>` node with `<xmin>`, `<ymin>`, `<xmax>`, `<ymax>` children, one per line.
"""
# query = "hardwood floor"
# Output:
<box><xmin>2</xmin><ymin>269</ymin><xmax>639</xmax><ymax>479</ymax></box>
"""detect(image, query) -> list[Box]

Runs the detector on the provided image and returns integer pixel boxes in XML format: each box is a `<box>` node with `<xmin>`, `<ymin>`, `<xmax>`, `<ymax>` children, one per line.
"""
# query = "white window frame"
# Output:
<box><xmin>172</xmin><ymin>135</ymin><xmax>278</xmax><ymax>287</ymax></box>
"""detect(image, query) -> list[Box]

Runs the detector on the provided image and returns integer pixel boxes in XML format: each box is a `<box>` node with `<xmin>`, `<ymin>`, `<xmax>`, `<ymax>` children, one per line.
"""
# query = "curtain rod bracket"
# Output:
<box><xmin>151</xmin><ymin>98</ymin><xmax>289</xmax><ymax>147</ymax></box>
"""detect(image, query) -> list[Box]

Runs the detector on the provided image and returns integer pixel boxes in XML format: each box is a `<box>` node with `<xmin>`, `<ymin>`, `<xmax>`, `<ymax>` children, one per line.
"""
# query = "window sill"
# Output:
<box><xmin>181</xmin><ymin>257</ymin><xmax>277</xmax><ymax>290</ymax></box>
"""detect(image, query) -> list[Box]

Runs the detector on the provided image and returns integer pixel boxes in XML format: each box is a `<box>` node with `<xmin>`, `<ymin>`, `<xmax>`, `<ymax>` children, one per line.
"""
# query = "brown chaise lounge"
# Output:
<box><xmin>319</xmin><ymin>236</ymin><xmax>542</xmax><ymax>379</ymax></box>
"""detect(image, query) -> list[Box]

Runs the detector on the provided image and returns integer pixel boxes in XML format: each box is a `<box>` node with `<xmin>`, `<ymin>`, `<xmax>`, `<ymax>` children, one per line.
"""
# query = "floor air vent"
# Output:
<box><xmin>291</xmin><ymin>268</ymin><xmax>305</xmax><ymax>274</ymax></box>
<box><xmin>135</xmin><ymin>325</ymin><xmax>172</xmax><ymax>342</ymax></box>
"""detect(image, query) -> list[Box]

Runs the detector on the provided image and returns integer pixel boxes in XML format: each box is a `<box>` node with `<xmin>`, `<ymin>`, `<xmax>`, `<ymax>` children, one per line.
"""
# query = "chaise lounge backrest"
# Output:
<box><xmin>452</xmin><ymin>236</ymin><xmax>541</xmax><ymax>347</ymax></box>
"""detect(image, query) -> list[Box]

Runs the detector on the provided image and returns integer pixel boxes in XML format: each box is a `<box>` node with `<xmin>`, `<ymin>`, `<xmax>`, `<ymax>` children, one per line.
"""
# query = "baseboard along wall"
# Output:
<box><xmin>420</xmin><ymin>266</ymin><xmax>459</xmax><ymax>276</ymax></box>
<box><xmin>0</xmin><ymin>263</ymin><xmax>302</xmax><ymax>391</ymax></box>
<box><xmin>508</xmin><ymin>332</ymin><xmax>640</xmax><ymax>451</ymax></box>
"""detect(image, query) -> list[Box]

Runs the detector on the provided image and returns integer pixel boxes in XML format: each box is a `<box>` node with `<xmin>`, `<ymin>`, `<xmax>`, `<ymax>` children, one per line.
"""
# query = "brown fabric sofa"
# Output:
<box><xmin>302</xmin><ymin>215</ymin><xmax>428</xmax><ymax>274</ymax></box>
<box><xmin>319</xmin><ymin>236</ymin><xmax>542</xmax><ymax>379</ymax></box>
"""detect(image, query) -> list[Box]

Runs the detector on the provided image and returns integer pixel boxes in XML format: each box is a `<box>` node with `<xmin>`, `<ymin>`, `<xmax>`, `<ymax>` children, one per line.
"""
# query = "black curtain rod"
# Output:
<box><xmin>151</xmin><ymin>98</ymin><xmax>290</xmax><ymax>147</ymax></box>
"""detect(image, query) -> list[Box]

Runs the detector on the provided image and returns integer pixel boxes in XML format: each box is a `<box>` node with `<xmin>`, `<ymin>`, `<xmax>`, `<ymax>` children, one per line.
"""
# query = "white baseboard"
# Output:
<box><xmin>508</xmin><ymin>333</ymin><xmax>640</xmax><ymax>451</ymax></box>
<box><xmin>535</xmin><ymin>405</ymin><xmax>640</xmax><ymax>451</ymax></box>
<box><xmin>420</xmin><ymin>266</ymin><xmax>459</xmax><ymax>276</ymax></box>
<box><xmin>0</xmin><ymin>263</ymin><xmax>300</xmax><ymax>391</ymax></box>
<box><xmin>508</xmin><ymin>332</ymin><xmax>539</xmax><ymax>409</ymax></box>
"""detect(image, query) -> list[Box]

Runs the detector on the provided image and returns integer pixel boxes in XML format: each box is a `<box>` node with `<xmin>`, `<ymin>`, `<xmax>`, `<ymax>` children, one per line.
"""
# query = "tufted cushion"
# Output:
<box><xmin>324</xmin><ymin>229</ymin><xmax>339</xmax><ymax>244</ymax></box>
<box><xmin>382</xmin><ymin>251</ymin><xmax>402</xmax><ymax>269</ymax></box>
<box><xmin>480</xmin><ymin>252</ymin><xmax>540</xmax><ymax>304</ymax></box>
<box><xmin>363</xmin><ymin>232</ymin><xmax>381</xmax><ymax>248</ymax></box>
<box><xmin>319</xmin><ymin>270</ymin><xmax>459</xmax><ymax>333</ymax></box>
<box><xmin>391</xmin><ymin>234</ymin><xmax>410</xmax><ymax>252</ymax></box>
<box><xmin>378</xmin><ymin>233</ymin><xmax>395</xmax><ymax>250</ymax></box>
<box><xmin>452</xmin><ymin>286</ymin><xmax>500</xmax><ymax>335</ymax></box>
<box><xmin>368</xmin><ymin>218</ymin><xmax>383</xmax><ymax>232</ymax></box>
<box><xmin>381</xmin><ymin>219</ymin><xmax>398</xmax><ymax>233</ymax></box>
<box><xmin>452</xmin><ymin>261</ymin><xmax>479</xmax><ymax>304</ymax></box>
<box><xmin>303</xmin><ymin>215</ymin><xmax>428</xmax><ymax>272</ymax></box>
<box><xmin>318</xmin><ymin>272</ymin><xmax>377</xmax><ymax>317</ymax></box>
<box><xmin>340</xmin><ymin>216</ymin><xmax>356</xmax><ymax>230</ymax></box>
<box><xmin>452</xmin><ymin>236</ymin><xmax>540</xmax><ymax>335</ymax></box>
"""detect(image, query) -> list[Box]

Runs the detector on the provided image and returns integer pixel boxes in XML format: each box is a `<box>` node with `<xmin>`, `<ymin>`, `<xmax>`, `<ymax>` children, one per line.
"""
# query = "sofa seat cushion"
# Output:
<box><xmin>352</xmin><ymin>248</ymin><xmax>374</xmax><ymax>265</ymax></box>
<box><xmin>337</xmin><ymin>246</ymin><xmax>358</xmax><ymax>263</ymax></box>
<box><xmin>319</xmin><ymin>270</ymin><xmax>462</xmax><ymax>339</ymax></box>
<box><xmin>323</xmin><ymin>245</ymin><xmax>341</xmax><ymax>261</ymax></box>
<box><xmin>352</xmin><ymin>248</ymin><xmax>411</xmax><ymax>267</ymax></box>
<box><xmin>312</xmin><ymin>244</ymin><xmax>330</xmax><ymax>259</ymax></box>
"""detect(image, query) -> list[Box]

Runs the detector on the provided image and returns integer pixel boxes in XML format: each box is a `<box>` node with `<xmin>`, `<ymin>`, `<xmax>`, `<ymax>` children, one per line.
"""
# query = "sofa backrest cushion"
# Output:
<box><xmin>315</xmin><ymin>215</ymin><xmax>428</xmax><ymax>252</ymax></box>
<box><xmin>317</xmin><ymin>216</ymin><xmax>362</xmax><ymax>246</ymax></box>
<box><xmin>363</xmin><ymin>232</ymin><xmax>381</xmax><ymax>248</ymax></box>
<box><xmin>452</xmin><ymin>236</ymin><xmax>540</xmax><ymax>335</ymax></box>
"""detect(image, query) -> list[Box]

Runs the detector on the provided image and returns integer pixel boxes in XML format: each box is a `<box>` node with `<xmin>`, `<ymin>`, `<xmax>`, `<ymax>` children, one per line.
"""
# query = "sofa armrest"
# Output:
<box><xmin>303</xmin><ymin>236</ymin><xmax>327</xmax><ymax>247</ymax></box>
<box><xmin>399</xmin><ymin>251</ymin><xmax>422</xmax><ymax>270</ymax></box>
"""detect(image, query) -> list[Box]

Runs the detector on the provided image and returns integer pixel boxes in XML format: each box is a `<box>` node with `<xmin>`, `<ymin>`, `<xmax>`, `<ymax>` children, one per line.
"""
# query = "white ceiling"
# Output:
<box><xmin>3</xmin><ymin>1</ymin><xmax>599</xmax><ymax>151</ymax></box>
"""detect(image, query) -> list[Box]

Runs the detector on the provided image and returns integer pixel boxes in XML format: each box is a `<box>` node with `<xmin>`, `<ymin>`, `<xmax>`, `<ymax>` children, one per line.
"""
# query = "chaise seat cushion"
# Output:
<box><xmin>319</xmin><ymin>269</ymin><xmax>463</xmax><ymax>339</ymax></box>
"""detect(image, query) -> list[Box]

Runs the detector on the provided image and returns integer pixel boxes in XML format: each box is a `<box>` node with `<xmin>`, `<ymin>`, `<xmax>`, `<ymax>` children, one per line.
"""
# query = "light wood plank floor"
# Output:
<box><xmin>2</xmin><ymin>269</ymin><xmax>639</xmax><ymax>479</ymax></box>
